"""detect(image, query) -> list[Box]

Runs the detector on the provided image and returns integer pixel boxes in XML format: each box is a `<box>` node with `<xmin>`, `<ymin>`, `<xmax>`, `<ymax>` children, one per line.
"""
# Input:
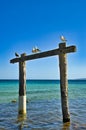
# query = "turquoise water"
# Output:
<box><xmin>0</xmin><ymin>80</ymin><xmax>86</xmax><ymax>129</ymax></box>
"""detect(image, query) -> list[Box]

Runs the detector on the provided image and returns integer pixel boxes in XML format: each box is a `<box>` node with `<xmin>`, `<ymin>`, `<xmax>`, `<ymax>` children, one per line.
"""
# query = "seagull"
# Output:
<box><xmin>32</xmin><ymin>47</ymin><xmax>36</xmax><ymax>53</ymax></box>
<box><xmin>15</xmin><ymin>52</ymin><xmax>19</xmax><ymax>57</ymax></box>
<box><xmin>32</xmin><ymin>46</ymin><xmax>41</xmax><ymax>53</ymax></box>
<box><xmin>35</xmin><ymin>46</ymin><xmax>41</xmax><ymax>52</ymax></box>
<box><xmin>60</xmin><ymin>36</ymin><xmax>67</xmax><ymax>42</ymax></box>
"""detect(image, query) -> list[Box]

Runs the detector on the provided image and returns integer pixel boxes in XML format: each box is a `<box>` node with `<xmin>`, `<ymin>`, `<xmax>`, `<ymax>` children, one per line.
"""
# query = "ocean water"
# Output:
<box><xmin>0</xmin><ymin>79</ymin><xmax>86</xmax><ymax>130</ymax></box>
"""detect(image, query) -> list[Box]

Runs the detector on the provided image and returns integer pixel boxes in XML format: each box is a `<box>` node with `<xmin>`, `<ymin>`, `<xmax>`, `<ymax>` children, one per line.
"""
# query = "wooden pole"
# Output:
<box><xmin>19</xmin><ymin>53</ymin><xmax>26</xmax><ymax>115</ymax></box>
<box><xmin>59</xmin><ymin>43</ymin><xmax>70</xmax><ymax>123</ymax></box>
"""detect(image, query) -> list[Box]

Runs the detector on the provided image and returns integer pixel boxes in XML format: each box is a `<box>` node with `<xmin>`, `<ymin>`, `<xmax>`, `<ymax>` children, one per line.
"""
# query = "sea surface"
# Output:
<box><xmin>0</xmin><ymin>79</ymin><xmax>86</xmax><ymax>130</ymax></box>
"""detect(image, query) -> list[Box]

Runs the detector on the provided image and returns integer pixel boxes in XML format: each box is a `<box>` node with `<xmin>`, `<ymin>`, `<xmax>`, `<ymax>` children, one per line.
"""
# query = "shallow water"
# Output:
<box><xmin>0</xmin><ymin>80</ymin><xmax>86</xmax><ymax>130</ymax></box>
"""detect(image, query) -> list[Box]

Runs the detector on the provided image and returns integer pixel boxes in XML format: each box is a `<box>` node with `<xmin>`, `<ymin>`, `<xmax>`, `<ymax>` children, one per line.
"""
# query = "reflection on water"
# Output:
<box><xmin>62</xmin><ymin>122</ymin><xmax>70</xmax><ymax>130</ymax></box>
<box><xmin>17</xmin><ymin>114</ymin><xmax>28</xmax><ymax>130</ymax></box>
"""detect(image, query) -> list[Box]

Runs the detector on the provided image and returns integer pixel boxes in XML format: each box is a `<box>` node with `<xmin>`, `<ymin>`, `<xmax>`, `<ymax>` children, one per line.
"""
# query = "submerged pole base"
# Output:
<box><xmin>63</xmin><ymin>117</ymin><xmax>70</xmax><ymax>123</ymax></box>
<box><xmin>18</xmin><ymin>113</ymin><xmax>27</xmax><ymax>122</ymax></box>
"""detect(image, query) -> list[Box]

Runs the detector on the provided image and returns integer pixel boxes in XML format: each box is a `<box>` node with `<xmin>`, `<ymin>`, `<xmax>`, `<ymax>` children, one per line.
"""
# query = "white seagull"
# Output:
<box><xmin>32</xmin><ymin>46</ymin><xmax>41</xmax><ymax>53</ymax></box>
<box><xmin>60</xmin><ymin>36</ymin><xmax>67</xmax><ymax>42</ymax></box>
<box><xmin>32</xmin><ymin>47</ymin><xmax>36</xmax><ymax>53</ymax></box>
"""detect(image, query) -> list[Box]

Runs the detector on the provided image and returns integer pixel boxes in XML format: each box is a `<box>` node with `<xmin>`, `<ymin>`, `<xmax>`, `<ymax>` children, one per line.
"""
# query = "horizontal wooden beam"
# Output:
<box><xmin>10</xmin><ymin>45</ymin><xmax>76</xmax><ymax>63</ymax></box>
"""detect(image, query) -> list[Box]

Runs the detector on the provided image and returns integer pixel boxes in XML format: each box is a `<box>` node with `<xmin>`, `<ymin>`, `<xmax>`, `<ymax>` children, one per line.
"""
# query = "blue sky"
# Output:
<box><xmin>0</xmin><ymin>0</ymin><xmax>86</xmax><ymax>79</ymax></box>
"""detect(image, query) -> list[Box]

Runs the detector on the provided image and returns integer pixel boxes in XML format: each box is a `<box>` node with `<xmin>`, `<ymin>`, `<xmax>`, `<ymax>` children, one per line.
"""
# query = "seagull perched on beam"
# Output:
<box><xmin>15</xmin><ymin>52</ymin><xmax>19</xmax><ymax>57</ymax></box>
<box><xmin>32</xmin><ymin>47</ymin><xmax>36</xmax><ymax>53</ymax></box>
<box><xmin>60</xmin><ymin>35</ymin><xmax>67</xmax><ymax>42</ymax></box>
<box><xmin>32</xmin><ymin>46</ymin><xmax>41</xmax><ymax>53</ymax></box>
<box><xmin>35</xmin><ymin>46</ymin><xmax>41</xmax><ymax>52</ymax></box>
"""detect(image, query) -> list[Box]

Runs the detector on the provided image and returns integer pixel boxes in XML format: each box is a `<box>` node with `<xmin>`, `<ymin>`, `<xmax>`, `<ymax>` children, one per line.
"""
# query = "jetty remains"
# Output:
<box><xmin>10</xmin><ymin>42</ymin><xmax>76</xmax><ymax>123</ymax></box>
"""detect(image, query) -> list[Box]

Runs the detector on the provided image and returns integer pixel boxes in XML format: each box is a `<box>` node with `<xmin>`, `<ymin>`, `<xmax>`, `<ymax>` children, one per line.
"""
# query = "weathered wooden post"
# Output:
<box><xmin>19</xmin><ymin>53</ymin><xmax>26</xmax><ymax>115</ymax></box>
<box><xmin>59</xmin><ymin>43</ymin><xmax>70</xmax><ymax>123</ymax></box>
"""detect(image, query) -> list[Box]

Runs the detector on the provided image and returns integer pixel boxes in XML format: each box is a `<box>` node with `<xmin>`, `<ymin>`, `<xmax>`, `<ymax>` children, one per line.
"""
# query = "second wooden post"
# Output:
<box><xmin>19</xmin><ymin>53</ymin><xmax>26</xmax><ymax>115</ymax></box>
<box><xmin>59</xmin><ymin>43</ymin><xmax>70</xmax><ymax>123</ymax></box>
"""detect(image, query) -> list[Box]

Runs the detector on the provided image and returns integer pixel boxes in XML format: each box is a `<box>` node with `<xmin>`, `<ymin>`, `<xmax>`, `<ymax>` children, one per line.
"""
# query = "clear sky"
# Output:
<box><xmin>0</xmin><ymin>0</ymin><xmax>86</xmax><ymax>79</ymax></box>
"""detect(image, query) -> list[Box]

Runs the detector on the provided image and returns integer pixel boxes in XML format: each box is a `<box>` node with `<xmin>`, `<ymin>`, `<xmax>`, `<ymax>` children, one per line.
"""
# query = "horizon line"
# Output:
<box><xmin>0</xmin><ymin>78</ymin><xmax>86</xmax><ymax>80</ymax></box>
